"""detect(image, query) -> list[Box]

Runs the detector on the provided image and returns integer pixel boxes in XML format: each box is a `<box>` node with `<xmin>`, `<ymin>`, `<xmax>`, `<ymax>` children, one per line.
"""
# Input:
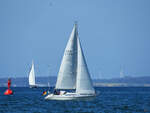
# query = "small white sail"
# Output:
<box><xmin>29</xmin><ymin>61</ymin><xmax>36</xmax><ymax>86</ymax></box>
<box><xmin>55</xmin><ymin>24</ymin><xmax>78</xmax><ymax>89</ymax></box>
<box><xmin>76</xmin><ymin>36</ymin><xmax>95</xmax><ymax>95</ymax></box>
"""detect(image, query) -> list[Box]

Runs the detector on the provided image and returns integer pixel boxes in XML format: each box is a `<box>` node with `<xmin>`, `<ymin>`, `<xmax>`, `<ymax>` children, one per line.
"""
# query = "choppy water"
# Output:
<box><xmin>0</xmin><ymin>87</ymin><xmax>150</xmax><ymax>113</ymax></box>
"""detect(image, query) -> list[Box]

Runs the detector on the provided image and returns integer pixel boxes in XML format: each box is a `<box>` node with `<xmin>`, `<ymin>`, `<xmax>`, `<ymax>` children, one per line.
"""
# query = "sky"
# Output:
<box><xmin>0</xmin><ymin>0</ymin><xmax>150</xmax><ymax>79</ymax></box>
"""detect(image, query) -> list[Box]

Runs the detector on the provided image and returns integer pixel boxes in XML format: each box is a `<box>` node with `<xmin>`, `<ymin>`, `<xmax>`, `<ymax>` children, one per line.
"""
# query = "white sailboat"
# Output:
<box><xmin>45</xmin><ymin>23</ymin><xmax>96</xmax><ymax>100</ymax></box>
<box><xmin>29</xmin><ymin>61</ymin><xmax>37</xmax><ymax>88</ymax></box>
<box><xmin>120</xmin><ymin>66</ymin><xmax>125</xmax><ymax>78</ymax></box>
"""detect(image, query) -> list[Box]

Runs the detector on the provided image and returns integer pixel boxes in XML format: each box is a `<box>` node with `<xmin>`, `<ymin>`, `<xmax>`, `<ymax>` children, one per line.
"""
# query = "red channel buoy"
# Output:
<box><xmin>4</xmin><ymin>78</ymin><xmax>13</xmax><ymax>95</ymax></box>
<box><xmin>4</xmin><ymin>89</ymin><xmax>13</xmax><ymax>95</ymax></box>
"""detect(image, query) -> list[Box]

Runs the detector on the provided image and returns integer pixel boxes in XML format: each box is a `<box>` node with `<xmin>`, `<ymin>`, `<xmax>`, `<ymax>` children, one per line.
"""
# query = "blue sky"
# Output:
<box><xmin>0</xmin><ymin>0</ymin><xmax>150</xmax><ymax>78</ymax></box>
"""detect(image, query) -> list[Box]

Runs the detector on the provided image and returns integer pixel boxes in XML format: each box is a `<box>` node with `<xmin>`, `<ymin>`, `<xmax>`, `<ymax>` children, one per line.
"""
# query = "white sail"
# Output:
<box><xmin>55</xmin><ymin>24</ymin><xmax>78</xmax><ymax>89</ymax></box>
<box><xmin>76</xmin><ymin>36</ymin><xmax>95</xmax><ymax>94</ymax></box>
<box><xmin>29</xmin><ymin>61</ymin><xmax>36</xmax><ymax>86</ymax></box>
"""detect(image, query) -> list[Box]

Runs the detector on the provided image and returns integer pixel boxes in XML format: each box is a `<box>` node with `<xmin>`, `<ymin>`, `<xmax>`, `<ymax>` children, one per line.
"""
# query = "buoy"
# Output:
<box><xmin>4</xmin><ymin>89</ymin><xmax>13</xmax><ymax>95</ymax></box>
<box><xmin>4</xmin><ymin>78</ymin><xmax>13</xmax><ymax>95</ymax></box>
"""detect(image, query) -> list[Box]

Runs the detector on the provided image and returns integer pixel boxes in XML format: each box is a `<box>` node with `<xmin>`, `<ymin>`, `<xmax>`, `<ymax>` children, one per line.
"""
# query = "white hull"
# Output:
<box><xmin>45</xmin><ymin>93</ymin><xmax>96</xmax><ymax>100</ymax></box>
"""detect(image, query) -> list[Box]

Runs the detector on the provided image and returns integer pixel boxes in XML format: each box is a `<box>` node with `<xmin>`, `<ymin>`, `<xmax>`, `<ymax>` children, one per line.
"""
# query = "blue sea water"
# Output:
<box><xmin>0</xmin><ymin>87</ymin><xmax>150</xmax><ymax>113</ymax></box>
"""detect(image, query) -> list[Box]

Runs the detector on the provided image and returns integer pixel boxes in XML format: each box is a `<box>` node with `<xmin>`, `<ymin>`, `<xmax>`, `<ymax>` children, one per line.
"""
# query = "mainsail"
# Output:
<box><xmin>55</xmin><ymin>24</ymin><xmax>78</xmax><ymax>89</ymax></box>
<box><xmin>29</xmin><ymin>61</ymin><xmax>36</xmax><ymax>86</ymax></box>
<box><xmin>76</xmin><ymin>36</ymin><xmax>95</xmax><ymax>94</ymax></box>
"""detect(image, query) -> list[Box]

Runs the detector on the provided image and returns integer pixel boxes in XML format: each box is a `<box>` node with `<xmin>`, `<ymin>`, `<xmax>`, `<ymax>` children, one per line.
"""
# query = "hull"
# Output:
<box><xmin>45</xmin><ymin>93</ymin><xmax>96</xmax><ymax>100</ymax></box>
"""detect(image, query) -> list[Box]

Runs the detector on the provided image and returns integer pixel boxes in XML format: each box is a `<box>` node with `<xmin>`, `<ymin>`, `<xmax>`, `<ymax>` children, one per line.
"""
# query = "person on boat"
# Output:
<box><xmin>54</xmin><ymin>89</ymin><xmax>57</xmax><ymax>95</ymax></box>
<box><xmin>54</xmin><ymin>89</ymin><xmax>60</xmax><ymax>95</ymax></box>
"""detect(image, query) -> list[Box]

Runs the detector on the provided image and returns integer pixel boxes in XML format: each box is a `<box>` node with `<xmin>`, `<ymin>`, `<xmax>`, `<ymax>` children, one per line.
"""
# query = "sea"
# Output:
<box><xmin>0</xmin><ymin>87</ymin><xmax>150</xmax><ymax>113</ymax></box>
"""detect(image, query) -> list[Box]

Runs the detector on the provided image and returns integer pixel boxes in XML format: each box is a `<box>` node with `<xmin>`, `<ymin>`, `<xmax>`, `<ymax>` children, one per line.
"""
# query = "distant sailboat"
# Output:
<box><xmin>45</xmin><ymin>23</ymin><xmax>96</xmax><ymax>100</ymax></box>
<box><xmin>120</xmin><ymin>66</ymin><xmax>125</xmax><ymax>78</ymax></box>
<box><xmin>29</xmin><ymin>61</ymin><xmax>37</xmax><ymax>88</ymax></box>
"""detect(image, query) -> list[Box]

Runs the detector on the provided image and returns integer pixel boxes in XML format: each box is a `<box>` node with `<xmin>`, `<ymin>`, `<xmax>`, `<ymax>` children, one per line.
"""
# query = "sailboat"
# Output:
<box><xmin>28</xmin><ymin>61</ymin><xmax>37</xmax><ymax>88</ymax></box>
<box><xmin>120</xmin><ymin>66</ymin><xmax>126</xmax><ymax>78</ymax></box>
<box><xmin>120</xmin><ymin>68</ymin><xmax>124</xmax><ymax>78</ymax></box>
<box><xmin>45</xmin><ymin>23</ymin><xmax>96</xmax><ymax>100</ymax></box>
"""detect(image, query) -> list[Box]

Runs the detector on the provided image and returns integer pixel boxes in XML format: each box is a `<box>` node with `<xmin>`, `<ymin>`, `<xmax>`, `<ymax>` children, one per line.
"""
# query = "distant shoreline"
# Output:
<box><xmin>1</xmin><ymin>76</ymin><xmax>150</xmax><ymax>87</ymax></box>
